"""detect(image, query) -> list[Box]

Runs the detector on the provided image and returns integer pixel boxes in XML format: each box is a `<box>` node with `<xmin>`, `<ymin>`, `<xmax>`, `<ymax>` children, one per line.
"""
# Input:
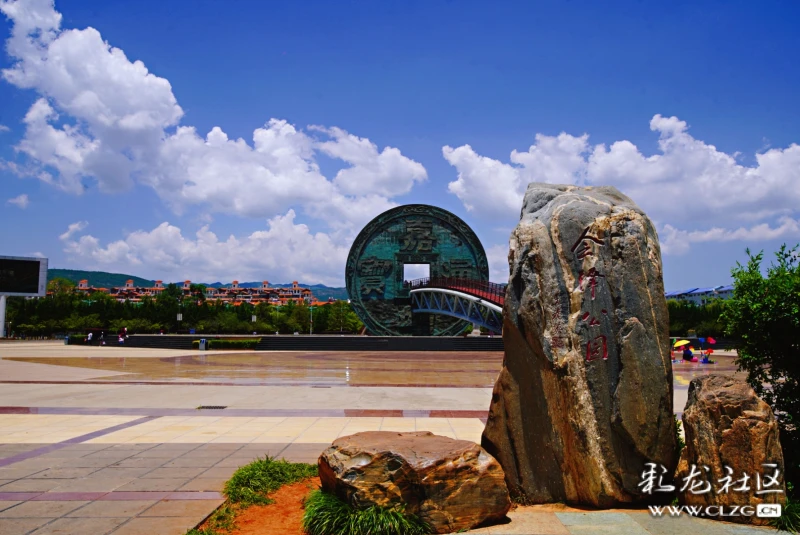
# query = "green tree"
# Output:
<box><xmin>666</xmin><ymin>299</ymin><xmax>727</xmax><ymax>338</ymax></box>
<box><xmin>189</xmin><ymin>283</ymin><xmax>207</xmax><ymax>302</ymax></box>
<box><xmin>47</xmin><ymin>277</ymin><xmax>76</xmax><ymax>295</ymax></box>
<box><xmin>721</xmin><ymin>245</ymin><xmax>800</xmax><ymax>489</ymax></box>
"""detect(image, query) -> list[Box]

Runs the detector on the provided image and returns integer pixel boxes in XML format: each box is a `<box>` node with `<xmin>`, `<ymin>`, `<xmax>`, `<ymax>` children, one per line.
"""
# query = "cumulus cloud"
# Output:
<box><xmin>6</xmin><ymin>193</ymin><xmax>29</xmax><ymax>208</ymax></box>
<box><xmin>58</xmin><ymin>212</ymin><xmax>349</xmax><ymax>286</ymax></box>
<box><xmin>445</xmin><ymin>115</ymin><xmax>800</xmax><ymax>255</ymax></box>
<box><xmin>0</xmin><ymin>0</ymin><xmax>425</xmax><ymax>232</ymax></box>
<box><xmin>0</xmin><ymin>124</ymin><xmax>9</xmax><ymax>132</ymax></box>
<box><xmin>312</xmin><ymin>126</ymin><xmax>427</xmax><ymax>197</ymax></box>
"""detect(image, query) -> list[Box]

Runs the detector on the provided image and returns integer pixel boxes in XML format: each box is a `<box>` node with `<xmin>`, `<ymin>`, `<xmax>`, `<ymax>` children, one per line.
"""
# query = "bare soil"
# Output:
<box><xmin>199</xmin><ymin>477</ymin><xmax>320</xmax><ymax>535</ymax></box>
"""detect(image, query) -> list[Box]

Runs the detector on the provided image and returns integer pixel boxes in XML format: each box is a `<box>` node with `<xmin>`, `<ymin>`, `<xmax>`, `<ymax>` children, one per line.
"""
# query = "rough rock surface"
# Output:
<box><xmin>318</xmin><ymin>431</ymin><xmax>510</xmax><ymax>534</ymax></box>
<box><xmin>677</xmin><ymin>375</ymin><xmax>786</xmax><ymax>524</ymax></box>
<box><xmin>481</xmin><ymin>183</ymin><xmax>677</xmax><ymax>507</ymax></box>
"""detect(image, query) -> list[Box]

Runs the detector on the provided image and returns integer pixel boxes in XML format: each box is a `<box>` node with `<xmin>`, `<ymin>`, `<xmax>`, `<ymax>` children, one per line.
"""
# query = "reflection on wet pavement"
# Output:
<box><xmin>671</xmin><ymin>352</ymin><xmax>746</xmax><ymax>387</ymax></box>
<box><xmin>4</xmin><ymin>350</ymin><xmax>745</xmax><ymax>388</ymax></box>
<box><xmin>4</xmin><ymin>352</ymin><xmax>504</xmax><ymax>387</ymax></box>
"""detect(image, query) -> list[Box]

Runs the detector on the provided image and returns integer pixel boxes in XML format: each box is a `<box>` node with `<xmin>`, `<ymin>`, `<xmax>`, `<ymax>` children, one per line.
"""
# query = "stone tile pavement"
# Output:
<box><xmin>0</xmin><ymin>441</ymin><xmax>322</xmax><ymax>535</ymax></box>
<box><xmin>0</xmin><ymin>345</ymin><xmax>786</xmax><ymax>534</ymax></box>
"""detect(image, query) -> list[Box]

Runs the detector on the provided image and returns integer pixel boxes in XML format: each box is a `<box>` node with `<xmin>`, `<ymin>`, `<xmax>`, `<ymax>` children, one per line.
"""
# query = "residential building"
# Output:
<box><xmin>72</xmin><ymin>279</ymin><xmax>323</xmax><ymax>306</ymax></box>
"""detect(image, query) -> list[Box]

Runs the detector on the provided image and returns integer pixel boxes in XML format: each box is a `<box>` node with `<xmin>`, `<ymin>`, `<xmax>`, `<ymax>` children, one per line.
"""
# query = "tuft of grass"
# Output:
<box><xmin>302</xmin><ymin>489</ymin><xmax>431</xmax><ymax>535</ymax></box>
<box><xmin>224</xmin><ymin>455</ymin><xmax>318</xmax><ymax>506</ymax></box>
<box><xmin>770</xmin><ymin>484</ymin><xmax>800</xmax><ymax>534</ymax></box>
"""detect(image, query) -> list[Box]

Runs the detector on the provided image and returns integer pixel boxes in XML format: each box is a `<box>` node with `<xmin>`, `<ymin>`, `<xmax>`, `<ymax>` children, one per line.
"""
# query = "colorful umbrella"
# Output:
<box><xmin>673</xmin><ymin>340</ymin><xmax>690</xmax><ymax>348</ymax></box>
<box><xmin>707</xmin><ymin>337</ymin><xmax>717</xmax><ymax>345</ymax></box>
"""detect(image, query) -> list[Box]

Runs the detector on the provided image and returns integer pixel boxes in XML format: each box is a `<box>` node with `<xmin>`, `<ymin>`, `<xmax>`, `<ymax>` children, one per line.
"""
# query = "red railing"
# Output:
<box><xmin>405</xmin><ymin>277</ymin><xmax>506</xmax><ymax>307</ymax></box>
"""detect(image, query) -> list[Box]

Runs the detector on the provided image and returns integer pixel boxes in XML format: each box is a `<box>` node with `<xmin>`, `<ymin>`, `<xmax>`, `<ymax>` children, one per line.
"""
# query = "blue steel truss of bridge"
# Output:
<box><xmin>406</xmin><ymin>277</ymin><xmax>506</xmax><ymax>334</ymax></box>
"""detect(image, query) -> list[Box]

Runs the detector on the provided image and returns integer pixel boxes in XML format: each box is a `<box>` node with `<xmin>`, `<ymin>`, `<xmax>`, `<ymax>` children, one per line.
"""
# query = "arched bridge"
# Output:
<box><xmin>406</xmin><ymin>277</ymin><xmax>506</xmax><ymax>334</ymax></box>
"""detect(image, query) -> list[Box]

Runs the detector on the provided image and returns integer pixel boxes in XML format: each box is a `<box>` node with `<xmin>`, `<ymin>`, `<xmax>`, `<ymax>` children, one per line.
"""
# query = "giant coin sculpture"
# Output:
<box><xmin>346</xmin><ymin>204</ymin><xmax>489</xmax><ymax>336</ymax></box>
<box><xmin>482</xmin><ymin>184</ymin><xmax>677</xmax><ymax>507</ymax></box>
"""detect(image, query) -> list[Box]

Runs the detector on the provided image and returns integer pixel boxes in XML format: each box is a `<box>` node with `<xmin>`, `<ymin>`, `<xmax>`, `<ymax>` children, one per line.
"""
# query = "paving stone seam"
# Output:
<box><xmin>0</xmin><ymin>406</ymin><xmax>493</xmax><ymax>418</ymax></box>
<box><xmin>0</xmin><ymin>417</ymin><xmax>162</xmax><ymax>468</ymax></box>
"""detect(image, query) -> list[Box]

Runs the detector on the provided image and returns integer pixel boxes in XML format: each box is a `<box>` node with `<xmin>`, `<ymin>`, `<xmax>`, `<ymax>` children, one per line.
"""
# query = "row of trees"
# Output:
<box><xmin>10</xmin><ymin>279</ymin><xmax>735</xmax><ymax>338</ymax></box>
<box><xmin>666</xmin><ymin>298</ymin><xmax>727</xmax><ymax>337</ymax></box>
<box><xmin>6</xmin><ymin>279</ymin><xmax>363</xmax><ymax>336</ymax></box>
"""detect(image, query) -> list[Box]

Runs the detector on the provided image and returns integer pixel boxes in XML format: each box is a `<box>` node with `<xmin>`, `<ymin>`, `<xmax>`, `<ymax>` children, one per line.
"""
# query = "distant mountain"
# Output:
<box><xmin>48</xmin><ymin>269</ymin><xmax>349</xmax><ymax>300</ymax></box>
<box><xmin>48</xmin><ymin>269</ymin><xmax>155</xmax><ymax>289</ymax></box>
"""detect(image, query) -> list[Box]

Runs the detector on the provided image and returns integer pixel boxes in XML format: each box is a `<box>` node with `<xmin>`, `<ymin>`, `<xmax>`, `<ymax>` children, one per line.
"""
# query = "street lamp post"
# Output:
<box><xmin>309</xmin><ymin>306</ymin><xmax>316</xmax><ymax>335</ymax></box>
<box><xmin>176</xmin><ymin>298</ymin><xmax>183</xmax><ymax>332</ymax></box>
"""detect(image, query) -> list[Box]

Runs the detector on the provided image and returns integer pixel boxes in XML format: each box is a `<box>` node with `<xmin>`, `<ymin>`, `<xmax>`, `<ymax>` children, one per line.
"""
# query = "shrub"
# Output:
<box><xmin>66</xmin><ymin>335</ymin><xmax>86</xmax><ymax>345</ymax></box>
<box><xmin>721</xmin><ymin>245</ymin><xmax>800</xmax><ymax>493</ymax></box>
<box><xmin>191</xmin><ymin>338</ymin><xmax>260</xmax><ymax>350</ymax></box>
<box><xmin>674</xmin><ymin>415</ymin><xmax>685</xmax><ymax>454</ymax></box>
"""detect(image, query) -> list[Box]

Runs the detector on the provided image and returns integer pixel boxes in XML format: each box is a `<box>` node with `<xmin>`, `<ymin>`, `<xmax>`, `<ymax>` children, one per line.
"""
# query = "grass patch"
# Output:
<box><xmin>770</xmin><ymin>490</ymin><xmax>800</xmax><ymax>533</ymax></box>
<box><xmin>302</xmin><ymin>489</ymin><xmax>431</xmax><ymax>535</ymax></box>
<box><xmin>185</xmin><ymin>456</ymin><xmax>318</xmax><ymax>535</ymax></box>
<box><xmin>224</xmin><ymin>455</ymin><xmax>318</xmax><ymax>506</ymax></box>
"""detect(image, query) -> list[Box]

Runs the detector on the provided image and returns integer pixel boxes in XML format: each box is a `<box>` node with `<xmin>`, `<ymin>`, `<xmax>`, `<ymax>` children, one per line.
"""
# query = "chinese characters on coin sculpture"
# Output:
<box><xmin>345</xmin><ymin>204</ymin><xmax>489</xmax><ymax>336</ymax></box>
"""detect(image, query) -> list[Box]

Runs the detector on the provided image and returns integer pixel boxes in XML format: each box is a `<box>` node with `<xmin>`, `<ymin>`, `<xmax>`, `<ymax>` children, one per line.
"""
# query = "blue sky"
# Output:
<box><xmin>1</xmin><ymin>0</ymin><xmax>798</xmax><ymax>289</ymax></box>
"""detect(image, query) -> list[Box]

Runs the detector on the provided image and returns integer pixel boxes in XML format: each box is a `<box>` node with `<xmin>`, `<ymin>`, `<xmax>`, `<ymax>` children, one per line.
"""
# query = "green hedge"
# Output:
<box><xmin>192</xmin><ymin>338</ymin><xmax>260</xmax><ymax>350</ymax></box>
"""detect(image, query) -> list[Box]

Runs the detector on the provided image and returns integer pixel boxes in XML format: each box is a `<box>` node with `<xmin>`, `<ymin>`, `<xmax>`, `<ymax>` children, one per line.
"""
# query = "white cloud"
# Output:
<box><xmin>0</xmin><ymin>0</ymin><xmax>426</xmax><ymax>232</ymax></box>
<box><xmin>6</xmin><ymin>193</ymin><xmax>29</xmax><ymax>208</ymax></box>
<box><xmin>58</xmin><ymin>212</ymin><xmax>349</xmax><ymax>286</ymax></box>
<box><xmin>58</xmin><ymin>220</ymin><xmax>87</xmax><ymax>240</ymax></box>
<box><xmin>444</xmin><ymin>115</ymin><xmax>800</xmax><ymax>255</ymax></box>
<box><xmin>660</xmin><ymin>217</ymin><xmax>800</xmax><ymax>256</ymax></box>
<box><xmin>486</xmin><ymin>244</ymin><xmax>510</xmax><ymax>283</ymax></box>
<box><xmin>0</xmin><ymin>123</ymin><xmax>9</xmax><ymax>132</ymax></box>
<box><xmin>312</xmin><ymin>126</ymin><xmax>427</xmax><ymax>197</ymax></box>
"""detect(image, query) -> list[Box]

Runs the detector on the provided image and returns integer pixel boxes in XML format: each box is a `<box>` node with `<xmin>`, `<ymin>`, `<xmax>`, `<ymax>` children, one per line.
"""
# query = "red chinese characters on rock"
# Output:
<box><xmin>578</xmin><ymin>268</ymin><xmax>605</xmax><ymax>301</ymax></box>
<box><xmin>572</xmin><ymin>226</ymin><xmax>611</xmax><ymax>363</ymax></box>
<box><xmin>586</xmin><ymin>335</ymin><xmax>608</xmax><ymax>362</ymax></box>
<box><xmin>571</xmin><ymin>228</ymin><xmax>605</xmax><ymax>260</ymax></box>
<box><xmin>582</xmin><ymin>309</ymin><xmax>609</xmax><ymax>362</ymax></box>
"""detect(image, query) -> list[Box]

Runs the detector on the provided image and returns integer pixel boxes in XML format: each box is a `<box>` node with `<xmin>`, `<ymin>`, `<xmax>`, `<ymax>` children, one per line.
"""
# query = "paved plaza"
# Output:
<box><xmin>0</xmin><ymin>341</ymin><xmax>779</xmax><ymax>534</ymax></box>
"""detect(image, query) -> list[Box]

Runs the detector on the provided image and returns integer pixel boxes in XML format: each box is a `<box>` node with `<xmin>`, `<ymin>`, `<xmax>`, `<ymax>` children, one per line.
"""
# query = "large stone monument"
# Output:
<box><xmin>482</xmin><ymin>183</ymin><xmax>677</xmax><ymax>506</ymax></box>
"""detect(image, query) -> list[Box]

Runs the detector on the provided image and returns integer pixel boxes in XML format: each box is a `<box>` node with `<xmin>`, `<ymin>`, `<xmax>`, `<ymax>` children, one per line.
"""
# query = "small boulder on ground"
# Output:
<box><xmin>318</xmin><ymin>431</ymin><xmax>511</xmax><ymax>534</ymax></box>
<box><xmin>677</xmin><ymin>375</ymin><xmax>786</xmax><ymax>524</ymax></box>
